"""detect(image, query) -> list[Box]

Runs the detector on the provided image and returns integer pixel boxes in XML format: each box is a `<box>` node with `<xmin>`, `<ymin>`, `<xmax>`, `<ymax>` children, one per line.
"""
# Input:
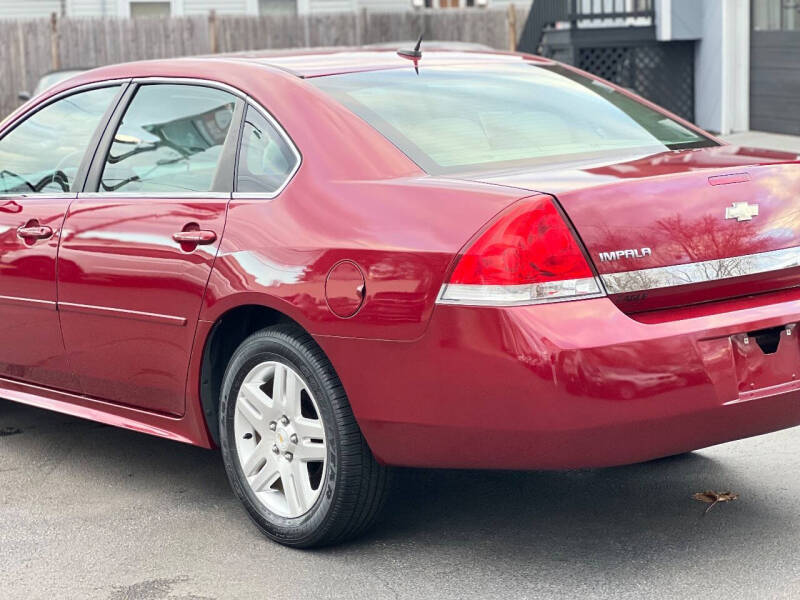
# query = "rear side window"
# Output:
<box><xmin>100</xmin><ymin>84</ymin><xmax>237</xmax><ymax>193</ymax></box>
<box><xmin>0</xmin><ymin>86</ymin><xmax>120</xmax><ymax>194</ymax></box>
<box><xmin>236</xmin><ymin>105</ymin><xmax>298</xmax><ymax>194</ymax></box>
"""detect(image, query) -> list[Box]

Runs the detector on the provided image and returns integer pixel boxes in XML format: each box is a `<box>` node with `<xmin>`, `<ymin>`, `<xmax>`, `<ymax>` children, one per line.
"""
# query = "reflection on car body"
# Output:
<box><xmin>1</xmin><ymin>47</ymin><xmax>800</xmax><ymax>548</ymax></box>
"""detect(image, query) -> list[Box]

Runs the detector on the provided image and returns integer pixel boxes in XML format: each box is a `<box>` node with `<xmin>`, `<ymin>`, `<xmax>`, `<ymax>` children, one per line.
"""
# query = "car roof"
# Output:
<box><xmin>217</xmin><ymin>48</ymin><xmax>547</xmax><ymax>78</ymax></box>
<box><xmin>25</xmin><ymin>47</ymin><xmax>551</xmax><ymax>110</ymax></box>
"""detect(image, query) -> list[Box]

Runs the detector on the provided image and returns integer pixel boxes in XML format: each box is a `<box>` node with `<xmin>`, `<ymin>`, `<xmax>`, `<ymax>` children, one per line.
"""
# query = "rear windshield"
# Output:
<box><xmin>311</xmin><ymin>62</ymin><xmax>716</xmax><ymax>175</ymax></box>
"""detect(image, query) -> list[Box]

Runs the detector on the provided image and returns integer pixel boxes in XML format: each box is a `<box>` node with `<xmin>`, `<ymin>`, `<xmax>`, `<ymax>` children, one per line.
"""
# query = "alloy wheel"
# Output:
<box><xmin>233</xmin><ymin>361</ymin><xmax>327</xmax><ymax>518</ymax></box>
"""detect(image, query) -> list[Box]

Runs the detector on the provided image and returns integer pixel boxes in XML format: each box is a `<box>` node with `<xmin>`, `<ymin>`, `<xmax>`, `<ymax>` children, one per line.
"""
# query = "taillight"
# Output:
<box><xmin>437</xmin><ymin>195</ymin><xmax>604</xmax><ymax>306</ymax></box>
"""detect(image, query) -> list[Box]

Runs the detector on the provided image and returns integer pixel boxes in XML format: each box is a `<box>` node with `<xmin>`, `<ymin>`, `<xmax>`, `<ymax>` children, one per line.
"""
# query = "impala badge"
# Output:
<box><xmin>598</xmin><ymin>247</ymin><xmax>652</xmax><ymax>262</ymax></box>
<box><xmin>725</xmin><ymin>202</ymin><xmax>759</xmax><ymax>222</ymax></box>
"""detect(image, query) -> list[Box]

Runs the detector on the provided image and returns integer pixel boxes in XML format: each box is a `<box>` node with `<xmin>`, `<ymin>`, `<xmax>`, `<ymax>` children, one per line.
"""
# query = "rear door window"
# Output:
<box><xmin>235</xmin><ymin>105</ymin><xmax>299</xmax><ymax>195</ymax></box>
<box><xmin>99</xmin><ymin>84</ymin><xmax>237</xmax><ymax>193</ymax></box>
<box><xmin>0</xmin><ymin>86</ymin><xmax>121</xmax><ymax>194</ymax></box>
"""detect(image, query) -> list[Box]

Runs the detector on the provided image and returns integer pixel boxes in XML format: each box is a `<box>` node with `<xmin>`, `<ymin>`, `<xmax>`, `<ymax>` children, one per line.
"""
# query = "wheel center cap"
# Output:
<box><xmin>275</xmin><ymin>427</ymin><xmax>291</xmax><ymax>451</ymax></box>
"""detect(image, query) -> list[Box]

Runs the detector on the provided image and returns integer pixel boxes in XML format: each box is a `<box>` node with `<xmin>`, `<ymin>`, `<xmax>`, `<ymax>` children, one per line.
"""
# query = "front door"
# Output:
<box><xmin>0</xmin><ymin>84</ymin><xmax>123</xmax><ymax>391</ymax></box>
<box><xmin>57</xmin><ymin>82</ymin><xmax>241</xmax><ymax>415</ymax></box>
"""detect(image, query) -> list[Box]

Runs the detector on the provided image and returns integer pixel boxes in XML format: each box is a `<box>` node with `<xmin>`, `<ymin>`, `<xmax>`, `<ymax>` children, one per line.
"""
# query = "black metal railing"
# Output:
<box><xmin>517</xmin><ymin>0</ymin><xmax>655</xmax><ymax>54</ymax></box>
<box><xmin>568</xmin><ymin>0</ymin><xmax>654</xmax><ymax>25</ymax></box>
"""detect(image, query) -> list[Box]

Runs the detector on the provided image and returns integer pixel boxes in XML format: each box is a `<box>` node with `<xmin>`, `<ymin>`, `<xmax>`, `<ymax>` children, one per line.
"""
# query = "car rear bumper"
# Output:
<box><xmin>317</xmin><ymin>290</ymin><xmax>800</xmax><ymax>469</ymax></box>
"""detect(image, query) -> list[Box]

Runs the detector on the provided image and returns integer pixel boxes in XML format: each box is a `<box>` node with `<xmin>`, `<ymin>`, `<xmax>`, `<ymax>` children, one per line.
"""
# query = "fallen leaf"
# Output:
<box><xmin>693</xmin><ymin>490</ymin><xmax>739</xmax><ymax>514</ymax></box>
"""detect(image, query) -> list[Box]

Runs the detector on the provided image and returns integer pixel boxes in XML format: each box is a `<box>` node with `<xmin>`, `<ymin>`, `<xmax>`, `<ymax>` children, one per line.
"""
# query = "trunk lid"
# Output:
<box><xmin>461</xmin><ymin>145</ymin><xmax>800</xmax><ymax>312</ymax></box>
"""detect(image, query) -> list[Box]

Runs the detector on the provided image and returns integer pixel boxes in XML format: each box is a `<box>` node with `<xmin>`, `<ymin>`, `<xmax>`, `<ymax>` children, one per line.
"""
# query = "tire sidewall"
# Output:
<box><xmin>219</xmin><ymin>332</ymin><xmax>339</xmax><ymax>545</ymax></box>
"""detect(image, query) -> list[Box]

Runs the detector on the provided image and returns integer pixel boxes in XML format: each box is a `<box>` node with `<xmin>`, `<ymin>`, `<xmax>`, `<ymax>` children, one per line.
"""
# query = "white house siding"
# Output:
<box><xmin>357</xmin><ymin>0</ymin><xmax>523</xmax><ymax>11</ymax></box>
<box><xmin>2</xmin><ymin>0</ymin><xmax>256</xmax><ymax>17</ymax></box>
<box><xmin>353</xmin><ymin>0</ymin><xmax>522</xmax><ymax>12</ymax></box>
<box><xmin>305</xmin><ymin>0</ymin><xmax>354</xmax><ymax>13</ymax></box>
<box><xmin>0</xmin><ymin>0</ymin><xmax>62</xmax><ymax>18</ymax></box>
<box><xmin>357</xmin><ymin>0</ymin><xmax>408</xmax><ymax>13</ymax></box>
<box><xmin>0</xmin><ymin>0</ymin><xmax>513</xmax><ymax>17</ymax></box>
<box><xmin>485</xmin><ymin>0</ymin><xmax>528</xmax><ymax>10</ymax></box>
<box><xmin>184</xmin><ymin>0</ymin><xmax>250</xmax><ymax>14</ymax></box>
<box><xmin>66</xmin><ymin>0</ymin><xmax>114</xmax><ymax>17</ymax></box>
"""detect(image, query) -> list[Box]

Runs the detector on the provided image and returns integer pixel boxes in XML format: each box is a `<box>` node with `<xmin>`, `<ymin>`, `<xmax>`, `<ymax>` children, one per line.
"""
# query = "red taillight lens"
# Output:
<box><xmin>450</xmin><ymin>196</ymin><xmax>593</xmax><ymax>285</ymax></box>
<box><xmin>440</xmin><ymin>196</ymin><xmax>603</xmax><ymax>306</ymax></box>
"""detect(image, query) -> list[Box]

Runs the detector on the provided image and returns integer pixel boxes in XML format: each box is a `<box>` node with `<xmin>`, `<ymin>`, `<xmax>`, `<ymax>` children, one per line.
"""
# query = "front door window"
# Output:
<box><xmin>0</xmin><ymin>86</ymin><xmax>121</xmax><ymax>194</ymax></box>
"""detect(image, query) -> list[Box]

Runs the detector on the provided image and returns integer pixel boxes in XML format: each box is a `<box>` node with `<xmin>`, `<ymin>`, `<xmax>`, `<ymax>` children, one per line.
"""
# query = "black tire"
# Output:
<box><xmin>219</xmin><ymin>323</ymin><xmax>390</xmax><ymax>548</ymax></box>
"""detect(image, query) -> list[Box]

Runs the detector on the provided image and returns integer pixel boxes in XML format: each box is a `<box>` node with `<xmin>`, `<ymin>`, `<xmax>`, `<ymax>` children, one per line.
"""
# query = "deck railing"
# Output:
<box><xmin>568</xmin><ymin>0</ymin><xmax>654</xmax><ymax>26</ymax></box>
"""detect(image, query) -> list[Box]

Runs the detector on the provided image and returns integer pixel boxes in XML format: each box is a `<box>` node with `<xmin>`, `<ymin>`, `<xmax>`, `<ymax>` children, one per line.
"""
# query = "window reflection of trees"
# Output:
<box><xmin>598</xmin><ymin>210</ymin><xmax>790</xmax><ymax>293</ymax></box>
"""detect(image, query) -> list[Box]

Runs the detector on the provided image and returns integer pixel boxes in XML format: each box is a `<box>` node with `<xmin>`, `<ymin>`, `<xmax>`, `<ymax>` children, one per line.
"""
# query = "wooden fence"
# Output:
<box><xmin>0</xmin><ymin>7</ymin><xmax>527</xmax><ymax>119</ymax></box>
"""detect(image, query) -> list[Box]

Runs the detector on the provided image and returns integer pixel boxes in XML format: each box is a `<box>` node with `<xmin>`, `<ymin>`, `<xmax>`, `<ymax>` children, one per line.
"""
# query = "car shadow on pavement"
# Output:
<box><xmin>339</xmin><ymin>446</ymin><xmax>798</xmax><ymax>583</ymax></box>
<box><xmin>342</xmin><ymin>449</ymin><xmax>797</xmax><ymax>584</ymax></box>
<box><xmin>2</xmin><ymin>398</ymin><xmax>793</xmax><ymax>575</ymax></box>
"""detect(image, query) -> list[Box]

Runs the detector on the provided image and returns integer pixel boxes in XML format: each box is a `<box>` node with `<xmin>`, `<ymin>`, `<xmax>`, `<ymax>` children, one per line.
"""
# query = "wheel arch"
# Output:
<box><xmin>198</xmin><ymin>302</ymin><xmax>308</xmax><ymax>446</ymax></box>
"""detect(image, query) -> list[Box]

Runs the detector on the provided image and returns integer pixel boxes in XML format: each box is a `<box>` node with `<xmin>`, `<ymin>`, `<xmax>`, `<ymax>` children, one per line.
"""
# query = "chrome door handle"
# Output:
<box><xmin>172</xmin><ymin>230</ymin><xmax>217</xmax><ymax>245</ymax></box>
<box><xmin>17</xmin><ymin>224</ymin><xmax>53</xmax><ymax>241</ymax></box>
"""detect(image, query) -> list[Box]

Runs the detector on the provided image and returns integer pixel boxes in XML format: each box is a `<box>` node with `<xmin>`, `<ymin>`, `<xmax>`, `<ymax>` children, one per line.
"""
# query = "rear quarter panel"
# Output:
<box><xmin>196</xmin><ymin>63</ymin><xmax>530</xmax><ymax>340</ymax></box>
<box><xmin>203</xmin><ymin>176</ymin><xmax>529</xmax><ymax>340</ymax></box>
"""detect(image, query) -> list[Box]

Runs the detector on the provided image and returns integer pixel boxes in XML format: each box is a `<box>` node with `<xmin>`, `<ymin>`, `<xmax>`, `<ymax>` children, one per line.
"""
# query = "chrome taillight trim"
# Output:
<box><xmin>436</xmin><ymin>277</ymin><xmax>605</xmax><ymax>307</ymax></box>
<box><xmin>600</xmin><ymin>245</ymin><xmax>800</xmax><ymax>294</ymax></box>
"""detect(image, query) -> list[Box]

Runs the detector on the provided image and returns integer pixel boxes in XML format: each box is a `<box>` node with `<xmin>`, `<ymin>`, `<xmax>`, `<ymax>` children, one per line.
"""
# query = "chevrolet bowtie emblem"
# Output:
<box><xmin>725</xmin><ymin>202</ymin><xmax>759</xmax><ymax>222</ymax></box>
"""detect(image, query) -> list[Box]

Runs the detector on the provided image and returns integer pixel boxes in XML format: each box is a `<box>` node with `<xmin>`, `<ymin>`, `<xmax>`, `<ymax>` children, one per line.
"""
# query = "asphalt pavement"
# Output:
<box><xmin>2</xmin><ymin>397</ymin><xmax>799</xmax><ymax>600</ymax></box>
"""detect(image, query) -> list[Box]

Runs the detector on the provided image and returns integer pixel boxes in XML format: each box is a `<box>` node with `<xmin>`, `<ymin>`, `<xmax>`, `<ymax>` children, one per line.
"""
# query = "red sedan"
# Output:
<box><xmin>2</xmin><ymin>47</ymin><xmax>799</xmax><ymax>547</ymax></box>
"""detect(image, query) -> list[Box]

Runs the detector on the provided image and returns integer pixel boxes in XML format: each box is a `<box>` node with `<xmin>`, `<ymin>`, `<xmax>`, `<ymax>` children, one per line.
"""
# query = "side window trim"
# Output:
<box><xmin>83</xmin><ymin>79</ymin><xmax>247</xmax><ymax>195</ymax></box>
<box><xmin>82</xmin><ymin>82</ymin><xmax>138</xmax><ymax>194</ymax></box>
<box><xmin>232</xmin><ymin>100</ymin><xmax>302</xmax><ymax>199</ymax></box>
<box><xmin>0</xmin><ymin>79</ymin><xmax>130</xmax><ymax>140</ymax></box>
<box><xmin>211</xmin><ymin>99</ymin><xmax>246</xmax><ymax>194</ymax></box>
<box><xmin>74</xmin><ymin>82</ymin><xmax>132</xmax><ymax>193</ymax></box>
<box><xmin>0</xmin><ymin>80</ymin><xmax>131</xmax><ymax>199</ymax></box>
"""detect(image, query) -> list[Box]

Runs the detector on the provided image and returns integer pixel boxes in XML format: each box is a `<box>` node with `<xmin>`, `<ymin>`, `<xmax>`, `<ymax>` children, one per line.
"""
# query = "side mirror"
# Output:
<box><xmin>18</xmin><ymin>91</ymin><xmax>31</xmax><ymax>102</ymax></box>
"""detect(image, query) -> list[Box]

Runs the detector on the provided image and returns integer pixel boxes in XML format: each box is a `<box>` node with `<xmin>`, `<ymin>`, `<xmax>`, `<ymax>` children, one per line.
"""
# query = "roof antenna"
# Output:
<box><xmin>397</xmin><ymin>33</ymin><xmax>423</xmax><ymax>74</ymax></box>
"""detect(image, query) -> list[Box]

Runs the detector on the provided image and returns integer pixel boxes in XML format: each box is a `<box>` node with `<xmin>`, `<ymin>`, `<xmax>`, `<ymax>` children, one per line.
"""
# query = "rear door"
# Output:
<box><xmin>57</xmin><ymin>81</ymin><xmax>243</xmax><ymax>415</ymax></box>
<box><xmin>0</xmin><ymin>83</ymin><xmax>123</xmax><ymax>391</ymax></box>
